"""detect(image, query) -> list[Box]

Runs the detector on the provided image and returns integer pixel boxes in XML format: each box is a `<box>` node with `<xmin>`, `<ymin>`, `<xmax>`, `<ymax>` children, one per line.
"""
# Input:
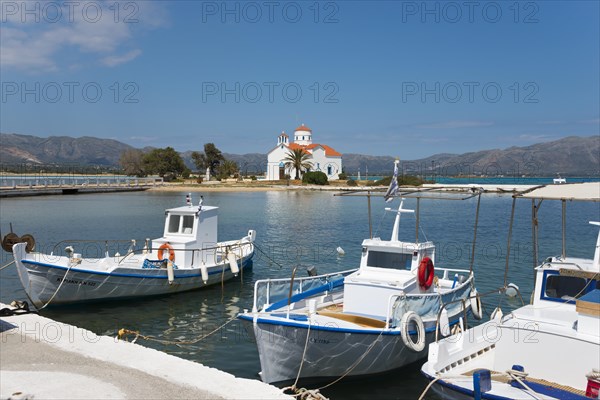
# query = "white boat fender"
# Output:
<box><xmin>470</xmin><ymin>289</ymin><xmax>484</xmax><ymax>320</ymax></box>
<box><xmin>490</xmin><ymin>307</ymin><xmax>503</xmax><ymax>321</ymax></box>
<box><xmin>200</xmin><ymin>264</ymin><xmax>208</xmax><ymax>284</ymax></box>
<box><xmin>439</xmin><ymin>308</ymin><xmax>450</xmax><ymax>337</ymax></box>
<box><xmin>247</xmin><ymin>230</ymin><xmax>256</xmax><ymax>243</ymax></box>
<box><xmin>167</xmin><ymin>261</ymin><xmax>175</xmax><ymax>284</ymax></box>
<box><xmin>505</xmin><ymin>283</ymin><xmax>519</xmax><ymax>298</ymax></box>
<box><xmin>336</xmin><ymin>246</ymin><xmax>345</xmax><ymax>255</ymax></box>
<box><xmin>227</xmin><ymin>252</ymin><xmax>239</xmax><ymax>276</ymax></box>
<box><xmin>400</xmin><ymin>311</ymin><xmax>426</xmax><ymax>352</ymax></box>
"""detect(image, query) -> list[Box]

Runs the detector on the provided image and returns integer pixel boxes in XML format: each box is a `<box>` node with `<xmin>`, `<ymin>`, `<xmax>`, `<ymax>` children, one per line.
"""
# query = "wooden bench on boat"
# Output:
<box><xmin>317</xmin><ymin>310</ymin><xmax>387</xmax><ymax>328</ymax></box>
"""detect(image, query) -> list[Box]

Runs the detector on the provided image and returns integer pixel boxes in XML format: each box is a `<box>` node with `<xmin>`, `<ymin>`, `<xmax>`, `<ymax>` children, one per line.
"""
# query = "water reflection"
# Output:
<box><xmin>1</xmin><ymin>190</ymin><xmax>598</xmax><ymax>399</ymax></box>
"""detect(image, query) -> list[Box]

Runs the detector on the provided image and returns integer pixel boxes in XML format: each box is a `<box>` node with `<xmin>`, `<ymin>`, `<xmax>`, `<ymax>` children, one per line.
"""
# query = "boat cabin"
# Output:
<box><xmin>533</xmin><ymin>221</ymin><xmax>600</xmax><ymax>307</ymax></box>
<box><xmin>152</xmin><ymin>203</ymin><xmax>218</xmax><ymax>267</ymax></box>
<box><xmin>343</xmin><ymin>200</ymin><xmax>436</xmax><ymax>318</ymax></box>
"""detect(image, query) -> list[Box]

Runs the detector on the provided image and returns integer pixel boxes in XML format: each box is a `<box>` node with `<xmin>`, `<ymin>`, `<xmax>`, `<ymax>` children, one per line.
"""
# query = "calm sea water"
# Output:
<box><xmin>1</xmin><ymin>190</ymin><xmax>599</xmax><ymax>399</ymax></box>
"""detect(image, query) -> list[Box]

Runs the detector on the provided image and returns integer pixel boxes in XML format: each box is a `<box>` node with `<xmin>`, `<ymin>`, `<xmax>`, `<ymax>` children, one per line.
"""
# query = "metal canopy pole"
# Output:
<box><xmin>504</xmin><ymin>196</ymin><xmax>517</xmax><ymax>288</ymax></box>
<box><xmin>415</xmin><ymin>197</ymin><xmax>420</xmax><ymax>243</ymax></box>
<box><xmin>469</xmin><ymin>193</ymin><xmax>481</xmax><ymax>274</ymax></box>
<box><xmin>562</xmin><ymin>199</ymin><xmax>566</xmax><ymax>259</ymax></box>
<box><xmin>367</xmin><ymin>191</ymin><xmax>372</xmax><ymax>239</ymax></box>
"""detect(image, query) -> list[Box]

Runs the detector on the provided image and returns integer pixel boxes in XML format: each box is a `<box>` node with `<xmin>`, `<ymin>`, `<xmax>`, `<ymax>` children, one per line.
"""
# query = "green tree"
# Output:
<box><xmin>142</xmin><ymin>147</ymin><xmax>186</xmax><ymax>178</ymax></box>
<box><xmin>217</xmin><ymin>159</ymin><xmax>239</xmax><ymax>180</ymax></box>
<box><xmin>192</xmin><ymin>143</ymin><xmax>225</xmax><ymax>179</ymax></box>
<box><xmin>283</xmin><ymin>148</ymin><xmax>313</xmax><ymax>180</ymax></box>
<box><xmin>119</xmin><ymin>149</ymin><xmax>146</xmax><ymax>177</ymax></box>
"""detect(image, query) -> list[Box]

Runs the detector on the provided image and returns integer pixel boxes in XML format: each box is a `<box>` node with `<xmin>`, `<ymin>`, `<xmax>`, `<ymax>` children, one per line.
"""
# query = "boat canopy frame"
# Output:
<box><xmin>335</xmin><ymin>186</ymin><xmax>484</xmax><ymax>274</ymax></box>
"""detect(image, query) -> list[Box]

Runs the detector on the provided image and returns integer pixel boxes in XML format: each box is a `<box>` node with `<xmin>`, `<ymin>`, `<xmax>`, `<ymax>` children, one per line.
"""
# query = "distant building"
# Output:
<box><xmin>266</xmin><ymin>124</ymin><xmax>342</xmax><ymax>180</ymax></box>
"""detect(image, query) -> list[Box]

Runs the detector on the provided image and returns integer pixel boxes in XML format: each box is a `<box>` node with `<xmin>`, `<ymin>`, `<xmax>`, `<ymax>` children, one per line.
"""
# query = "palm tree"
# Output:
<box><xmin>283</xmin><ymin>148</ymin><xmax>313</xmax><ymax>180</ymax></box>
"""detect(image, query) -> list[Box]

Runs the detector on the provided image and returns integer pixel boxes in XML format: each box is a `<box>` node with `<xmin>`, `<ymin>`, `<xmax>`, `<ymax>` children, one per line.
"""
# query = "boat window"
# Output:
<box><xmin>168</xmin><ymin>215</ymin><xmax>180</xmax><ymax>233</ymax></box>
<box><xmin>544</xmin><ymin>275</ymin><xmax>587</xmax><ymax>300</ymax></box>
<box><xmin>182</xmin><ymin>215</ymin><xmax>194</xmax><ymax>234</ymax></box>
<box><xmin>367</xmin><ymin>251</ymin><xmax>412</xmax><ymax>270</ymax></box>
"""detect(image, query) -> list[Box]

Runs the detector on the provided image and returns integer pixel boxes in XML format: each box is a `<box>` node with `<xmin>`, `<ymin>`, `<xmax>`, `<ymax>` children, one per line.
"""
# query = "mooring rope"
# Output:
<box><xmin>117</xmin><ymin>314</ymin><xmax>238</xmax><ymax>346</ymax></box>
<box><xmin>0</xmin><ymin>260</ymin><xmax>15</xmax><ymax>271</ymax></box>
<box><xmin>316</xmin><ymin>329</ymin><xmax>386</xmax><ymax>391</ymax></box>
<box><xmin>37</xmin><ymin>260</ymin><xmax>76</xmax><ymax>310</ymax></box>
<box><xmin>253</xmin><ymin>243</ymin><xmax>286</xmax><ymax>269</ymax></box>
<box><xmin>292</xmin><ymin>322</ymin><xmax>312</xmax><ymax>389</ymax></box>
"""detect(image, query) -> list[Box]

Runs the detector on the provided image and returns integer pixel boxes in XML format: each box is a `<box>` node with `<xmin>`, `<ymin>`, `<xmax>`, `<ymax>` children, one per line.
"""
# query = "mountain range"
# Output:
<box><xmin>1</xmin><ymin>133</ymin><xmax>598</xmax><ymax>176</ymax></box>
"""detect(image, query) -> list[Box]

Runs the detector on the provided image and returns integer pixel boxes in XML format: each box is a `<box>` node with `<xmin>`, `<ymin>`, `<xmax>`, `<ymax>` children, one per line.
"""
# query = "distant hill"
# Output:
<box><xmin>1</xmin><ymin>133</ymin><xmax>598</xmax><ymax>176</ymax></box>
<box><xmin>0</xmin><ymin>133</ymin><xmax>134</xmax><ymax>166</ymax></box>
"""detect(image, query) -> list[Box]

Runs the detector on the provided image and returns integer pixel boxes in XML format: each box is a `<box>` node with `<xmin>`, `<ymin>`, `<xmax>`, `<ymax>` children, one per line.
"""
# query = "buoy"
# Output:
<box><xmin>439</xmin><ymin>308</ymin><xmax>450</xmax><ymax>337</ymax></box>
<box><xmin>400</xmin><ymin>311</ymin><xmax>426</xmax><ymax>352</ymax></box>
<box><xmin>470</xmin><ymin>289</ymin><xmax>484</xmax><ymax>320</ymax></box>
<box><xmin>167</xmin><ymin>261</ymin><xmax>175</xmax><ymax>284</ymax></box>
<box><xmin>506</xmin><ymin>283</ymin><xmax>519</xmax><ymax>298</ymax></box>
<box><xmin>490</xmin><ymin>307</ymin><xmax>503</xmax><ymax>321</ymax></box>
<box><xmin>227</xmin><ymin>252</ymin><xmax>239</xmax><ymax>275</ymax></box>
<box><xmin>200</xmin><ymin>264</ymin><xmax>208</xmax><ymax>283</ymax></box>
<box><xmin>336</xmin><ymin>246</ymin><xmax>345</xmax><ymax>256</ymax></box>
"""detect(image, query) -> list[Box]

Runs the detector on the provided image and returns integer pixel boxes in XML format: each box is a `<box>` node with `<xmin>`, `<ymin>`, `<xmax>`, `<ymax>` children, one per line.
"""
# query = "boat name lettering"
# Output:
<box><xmin>309</xmin><ymin>337</ymin><xmax>330</xmax><ymax>344</ymax></box>
<box><xmin>57</xmin><ymin>277</ymin><xmax>96</xmax><ymax>287</ymax></box>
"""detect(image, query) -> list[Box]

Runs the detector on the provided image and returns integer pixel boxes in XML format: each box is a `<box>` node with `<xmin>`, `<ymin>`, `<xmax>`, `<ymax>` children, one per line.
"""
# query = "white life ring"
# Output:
<box><xmin>400</xmin><ymin>311</ymin><xmax>426</xmax><ymax>352</ymax></box>
<box><xmin>470</xmin><ymin>289</ymin><xmax>483</xmax><ymax>320</ymax></box>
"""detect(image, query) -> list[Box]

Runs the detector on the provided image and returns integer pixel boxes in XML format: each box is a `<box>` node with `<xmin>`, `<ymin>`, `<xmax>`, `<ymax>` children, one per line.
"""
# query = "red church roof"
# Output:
<box><xmin>295</xmin><ymin>124</ymin><xmax>312</xmax><ymax>132</ymax></box>
<box><xmin>287</xmin><ymin>142</ymin><xmax>341</xmax><ymax>157</ymax></box>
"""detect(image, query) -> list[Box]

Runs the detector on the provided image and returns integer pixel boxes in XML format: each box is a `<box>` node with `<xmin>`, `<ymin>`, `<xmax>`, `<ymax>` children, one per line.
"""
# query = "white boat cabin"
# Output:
<box><xmin>152</xmin><ymin>203</ymin><xmax>218</xmax><ymax>267</ymax></box>
<box><xmin>530</xmin><ymin>221</ymin><xmax>600</xmax><ymax>335</ymax></box>
<box><xmin>343</xmin><ymin>201</ymin><xmax>436</xmax><ymax>318</ymax></box>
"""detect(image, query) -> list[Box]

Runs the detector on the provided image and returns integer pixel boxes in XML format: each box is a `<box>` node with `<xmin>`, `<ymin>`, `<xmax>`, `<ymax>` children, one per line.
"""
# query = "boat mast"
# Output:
<box><xmin>390</xmin><ymin>199</ymin><xmax>414</xmax><ymax>242</ymax></box>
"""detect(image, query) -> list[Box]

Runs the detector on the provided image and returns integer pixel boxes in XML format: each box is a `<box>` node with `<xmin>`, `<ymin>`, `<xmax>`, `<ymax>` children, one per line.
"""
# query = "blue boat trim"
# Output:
<box><xmin>421</xmin><ymin>370</ymin><xmax>589</xmax><ymax>400</ymax></box>
<box><xmin>238</xmin><ymin>313</ymin><xmax>459</xmax><ymax>335</ymax></box>
<box><xmin>265</xmin><ymin>278</ymin><xmax>345</xmax><ymax>312</ymax></box>
<box><xmin>22</xmin><ymin>255</ymin><xmax>253</xmax><ymax>280</ymax></box>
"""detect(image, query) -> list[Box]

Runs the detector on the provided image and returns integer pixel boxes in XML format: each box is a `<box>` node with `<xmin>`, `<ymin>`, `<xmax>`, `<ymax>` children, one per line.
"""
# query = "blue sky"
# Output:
<box><xmin>1</xmin><ymin>0</ymin><xmax>598</xmax><ymax>159</ymax></box>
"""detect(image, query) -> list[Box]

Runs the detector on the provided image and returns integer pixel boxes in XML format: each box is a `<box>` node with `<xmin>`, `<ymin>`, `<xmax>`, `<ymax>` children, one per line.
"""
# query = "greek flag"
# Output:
<box><xmin>384</xmin><ymin>161</ymin><xmax>399</xmax><ymax>202</ymax></box>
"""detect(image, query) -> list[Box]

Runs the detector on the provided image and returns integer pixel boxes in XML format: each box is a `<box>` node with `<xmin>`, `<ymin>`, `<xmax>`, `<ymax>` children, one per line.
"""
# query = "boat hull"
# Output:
<box><xmin>13</xmin><ymin>242</ymin><xmax>253</xmax><ymax>307</ymax></box>
<box><xmin>241</xmin><ymin>316</ymin><xmax>437</xmax><ymax>384</ymax></box>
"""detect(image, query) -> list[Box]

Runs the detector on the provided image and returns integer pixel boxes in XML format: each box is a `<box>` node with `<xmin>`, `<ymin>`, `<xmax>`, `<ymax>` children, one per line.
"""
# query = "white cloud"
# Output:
<box><xmin>102</xmin><ymin>49</ymin><xmax>142</xmax><ymax>67</ymax></box>
<box><xmin>0</xmin><ymin>1</ymin><xmax>166</xmax><ymax>72</ymax></box>
<box><xmin>417</xmin><ymin>121</ymin><xmax>494</xmax><ymax>129</ymax></box>
<box><xmin>518</xmin><ymin>134</ymin><xmax>555</xmax><ymax>142</ymax></box>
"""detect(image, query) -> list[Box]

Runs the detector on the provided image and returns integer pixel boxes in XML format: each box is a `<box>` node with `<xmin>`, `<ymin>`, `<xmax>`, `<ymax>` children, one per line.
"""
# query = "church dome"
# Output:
<box><xmin>295</xmin><ymin>124</ymin><xmax>312</xmax><ymax>132</ymax></box>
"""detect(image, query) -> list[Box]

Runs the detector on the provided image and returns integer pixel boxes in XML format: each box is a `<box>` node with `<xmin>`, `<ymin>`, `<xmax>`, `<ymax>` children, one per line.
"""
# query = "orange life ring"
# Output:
<box><xmin>418</xmin><ymin>257</ymin><xmax>434</xmax><ymax>290</ymax></box>
<box><xmin>158</xmin><ymin>243</ymin><xmax>175</xmax><ymax>262</ymax></box>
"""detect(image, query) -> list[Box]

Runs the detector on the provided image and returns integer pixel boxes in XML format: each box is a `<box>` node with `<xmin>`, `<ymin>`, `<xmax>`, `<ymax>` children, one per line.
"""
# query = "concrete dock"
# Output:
<box><xmin>0</xmin><ymin>304</ymin><xmax>290</xmax><ymax>400</ymax></box>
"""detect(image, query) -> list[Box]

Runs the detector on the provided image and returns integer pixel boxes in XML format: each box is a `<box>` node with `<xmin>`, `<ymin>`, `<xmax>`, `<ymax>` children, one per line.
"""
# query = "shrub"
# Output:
<box><xmin>374</xmin><ymin>175</ymin><xmax>430</xmax><ymax>186</ymax></box>
<box><xmin>347</xmin><ymin>179</ymin><xmax>357</xmax><ymax>186</ymax></box>
<box><xmin>250</xmin><ymin>175</ymin><xmax>257</xmax><ymax>180</ymax></box>
<box><xmin>302</xmin><ymin>171</ymin><xmax>329</xmax><ymax>185</ymax></box>
<box><xmin>338</xmin><ymin>172</ymin><xmax>348</xmax><ymax>180</ymax></box>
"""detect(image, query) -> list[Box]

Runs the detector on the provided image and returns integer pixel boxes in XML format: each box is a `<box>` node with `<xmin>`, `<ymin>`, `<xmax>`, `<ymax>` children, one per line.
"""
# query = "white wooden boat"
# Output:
<box><xmin>10</xmin><ymin>194</ymin><xmax>256</xmax><ymax>308</ymax></box>
<box><xmin>421</xmin><ymin>182</ymin><xmax>600</xmax><ymax>399</ymax></box>
<box><xmin>239</xmin><ymin>162</ymin><xmax>481</xmax><ymax>384</ymax></box>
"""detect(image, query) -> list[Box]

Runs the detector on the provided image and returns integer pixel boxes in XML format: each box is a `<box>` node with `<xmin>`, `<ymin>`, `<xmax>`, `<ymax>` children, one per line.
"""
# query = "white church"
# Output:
<box><xmin>266</xmin><ymin>124</ymin><xmax>343</xmax><ymax>181</ymax></box>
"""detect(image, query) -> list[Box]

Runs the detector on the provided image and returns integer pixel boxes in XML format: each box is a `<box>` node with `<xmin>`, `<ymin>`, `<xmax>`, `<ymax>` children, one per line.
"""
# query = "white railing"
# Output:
<box><xmin>252</xmin><ymin>268</ymin><xmax>357</xmax><ymax>312</ymax></box>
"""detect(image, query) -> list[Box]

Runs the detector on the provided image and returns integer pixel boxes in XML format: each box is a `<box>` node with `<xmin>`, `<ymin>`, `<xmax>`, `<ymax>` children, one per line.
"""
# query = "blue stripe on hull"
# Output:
<box><xmin>22</xmin><ymin>254</ymin><xmax>253</xmax><ymax>280</ymax></box>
